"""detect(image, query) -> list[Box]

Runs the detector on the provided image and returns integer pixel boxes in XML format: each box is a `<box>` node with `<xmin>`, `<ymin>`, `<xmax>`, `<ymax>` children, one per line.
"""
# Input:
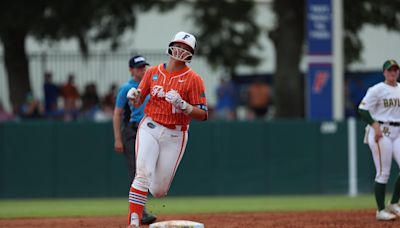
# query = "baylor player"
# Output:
<box><xmin>359</xmin><ymin>59</ymin><xmax>400</xmax><ymax>221</ymax></box>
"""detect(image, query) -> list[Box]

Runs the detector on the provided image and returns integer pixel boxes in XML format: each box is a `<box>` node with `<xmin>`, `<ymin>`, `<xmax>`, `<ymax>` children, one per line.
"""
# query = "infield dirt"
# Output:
<box><xmin>1</xmin><ymin>209</ymin><xmax>399</xmax><ymax>227</ymax></box>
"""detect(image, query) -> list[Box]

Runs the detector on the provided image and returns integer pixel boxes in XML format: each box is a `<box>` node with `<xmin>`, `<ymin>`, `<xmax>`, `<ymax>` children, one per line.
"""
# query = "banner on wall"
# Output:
<box><xmin>306</xmin><ymin>0</ymin><xmax>333</xmax><ymax>120</ymax></box>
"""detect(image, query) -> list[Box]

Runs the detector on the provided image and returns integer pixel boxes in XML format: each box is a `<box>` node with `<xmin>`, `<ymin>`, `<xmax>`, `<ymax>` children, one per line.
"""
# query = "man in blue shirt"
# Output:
<box><xmin>112</xmin><ymin>55</ymin><xmax>156</xmax><ymax>225</ymax></box>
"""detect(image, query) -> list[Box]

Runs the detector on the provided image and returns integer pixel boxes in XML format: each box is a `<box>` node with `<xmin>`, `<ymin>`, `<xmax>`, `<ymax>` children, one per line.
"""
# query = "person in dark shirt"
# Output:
<box><xmin>43</xmin><ymin>72</ymin><xmax>60</xmax><ymax>118</ymax></box>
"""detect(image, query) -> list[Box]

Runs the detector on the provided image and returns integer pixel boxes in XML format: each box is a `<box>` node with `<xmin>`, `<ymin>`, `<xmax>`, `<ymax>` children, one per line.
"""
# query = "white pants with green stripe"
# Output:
<box><xmin>368</xmin><ymin>124</ymin><xmax>400</xmax><ymax>184</ymax></box>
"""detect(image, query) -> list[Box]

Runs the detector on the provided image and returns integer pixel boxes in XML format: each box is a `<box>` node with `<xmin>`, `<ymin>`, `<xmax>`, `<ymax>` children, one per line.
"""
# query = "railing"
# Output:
<box><xmin>0</xmin><ymin>51</ymin><xmax>220</xmax><ymax>112</ymax></box>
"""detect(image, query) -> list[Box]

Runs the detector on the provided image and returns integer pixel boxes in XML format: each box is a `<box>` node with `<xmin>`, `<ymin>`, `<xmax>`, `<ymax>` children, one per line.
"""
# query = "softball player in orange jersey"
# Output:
<box><xmin>125</xmin><ymin>31</ymin><xmax>208</xmax><ymax>228</ymax></box>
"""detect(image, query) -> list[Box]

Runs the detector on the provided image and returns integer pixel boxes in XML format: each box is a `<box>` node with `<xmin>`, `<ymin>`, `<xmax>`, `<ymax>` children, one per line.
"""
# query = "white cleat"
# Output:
<box><xmin>126</xmin><ymin>225</ymin><xmax>139</xmax><ymax>228</ymax></box>
<box><xmin>127</xmin><ymin>212</ymin><xmax>140</xmax><ymax>228</ymax></box>
<box><xmin>387</xmin><ymin>203</ymin><xmax>400</xmax><ymax>217</ymax></box>
<box><xmin>376</xmin><ymin>209</ymin><xmax>396</xmax><ymax>221</ymax></box>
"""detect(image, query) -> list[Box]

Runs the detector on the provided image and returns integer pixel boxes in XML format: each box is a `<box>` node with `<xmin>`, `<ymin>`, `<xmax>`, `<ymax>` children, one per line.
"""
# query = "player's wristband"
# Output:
<box><xmin>183</xmin><ymin>104</ymin><xmax>193</xmax><ymax>115</ymax></box>
<box><xmin>180</xmin><ymin>101</ymin><xmax>193</xmax><ymax>115</ymax></box>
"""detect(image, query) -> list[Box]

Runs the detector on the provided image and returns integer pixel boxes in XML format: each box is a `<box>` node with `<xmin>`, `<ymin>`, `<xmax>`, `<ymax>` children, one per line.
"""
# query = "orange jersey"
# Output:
<box><xmin>139</xmin><ymin>63</ymin><xmax>207</xmax><ymax>126</ymax></box>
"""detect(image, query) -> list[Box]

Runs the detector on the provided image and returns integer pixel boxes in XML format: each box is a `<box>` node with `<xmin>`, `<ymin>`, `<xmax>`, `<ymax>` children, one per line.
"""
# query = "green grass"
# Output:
<box><xmin>0</xmin><ymin>195</ymin><xmax>376</xmax><ymax>219</ymax></box>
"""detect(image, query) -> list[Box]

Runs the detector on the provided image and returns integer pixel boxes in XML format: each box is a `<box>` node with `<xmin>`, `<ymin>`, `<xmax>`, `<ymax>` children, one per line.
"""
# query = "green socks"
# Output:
<box><xmin>391</xmin><ymin>176</ymin><xmax>400</xmax><ymax>204</ymax></box>
<box><xmin>375</xmin><ymin>182</ymin><xmax>386</xmax><ymax>211</ymax></box>
<box><xmin>375</xmin><ymin>176</ymin><xmax>400</xmax><ymax>210</ymax></box>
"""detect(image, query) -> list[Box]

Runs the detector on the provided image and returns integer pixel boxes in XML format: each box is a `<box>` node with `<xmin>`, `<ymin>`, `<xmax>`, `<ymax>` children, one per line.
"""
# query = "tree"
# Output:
<box><xmin>269</xmin><ymin>0</ymin><xmax>400</xmax><ymax>118</ymax></box>
<box><xmin>3</xmin><ymin>0</ymin><xmax>399</xmax><ymax>117</ymax></box>
<box><xmin>343</xmin><ymin>0</ymin><xmax>400</xmax><ymax>66</ymax></box>
<box><xmin>189</xmin><ymin>1</ymin><xmax>261</xmax><ymax>75</ymax></box>
<box><xmin>269</xmin><ymin>0</ymin><xmax>305</xmax><ymax>118</ymax></box>
<box><xmin>0</xmin><ymin>0</ymin><xmax>175</xmax><ymax>111</ymax></box>
<box><xmin>0</xmin><ymin>1</ymin><xmax>49</xmax><ymax>112</ymax></box>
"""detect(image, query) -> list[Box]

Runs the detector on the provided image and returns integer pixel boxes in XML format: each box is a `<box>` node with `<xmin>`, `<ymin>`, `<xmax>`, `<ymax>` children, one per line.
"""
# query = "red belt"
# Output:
<box><xmin>155</xmin><ymin>121</ymin><xmax>188</xmax><ymax>131</ymax></box>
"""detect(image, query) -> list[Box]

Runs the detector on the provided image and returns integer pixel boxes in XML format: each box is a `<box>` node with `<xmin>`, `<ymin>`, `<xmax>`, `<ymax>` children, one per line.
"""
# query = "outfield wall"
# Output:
<box><xmin>0</xmin><ymin>120</ymin><xmax>396</xmax><ymax>198</ymax></box>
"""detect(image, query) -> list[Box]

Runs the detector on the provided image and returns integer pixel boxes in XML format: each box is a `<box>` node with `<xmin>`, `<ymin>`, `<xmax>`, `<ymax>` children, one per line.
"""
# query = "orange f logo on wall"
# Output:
<box><xmin>312</xmin><ymin>71</ymin><xmax>330</xmax><ymax>94</ymax></box>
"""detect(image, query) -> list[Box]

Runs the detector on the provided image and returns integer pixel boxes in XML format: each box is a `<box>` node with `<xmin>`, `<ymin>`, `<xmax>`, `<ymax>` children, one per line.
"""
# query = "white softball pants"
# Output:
<box><xmin>367</xmin><ymin>124</ymin><xmax>400</xmax><ymax>184</ymax></box>
<box><xmin>131</xmin><ymin>116</ymin><xmax>188</xmax><ymax>198</ymax></box>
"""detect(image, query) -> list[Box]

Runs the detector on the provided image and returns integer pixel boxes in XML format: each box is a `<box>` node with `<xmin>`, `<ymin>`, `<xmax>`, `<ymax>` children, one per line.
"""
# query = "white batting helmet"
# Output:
<box><xmin>167</xmin><ymin>31</ymin><xmax>196</xmax><ymax>62</ymax></box>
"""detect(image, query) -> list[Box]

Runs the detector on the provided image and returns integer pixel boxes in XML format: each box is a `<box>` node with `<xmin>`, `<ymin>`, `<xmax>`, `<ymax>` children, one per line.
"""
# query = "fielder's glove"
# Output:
<box><xmin>127</xmin><ymin>88</ymin><xmax>141</xmax><ymax>103</ymax></box>
<box><xmin>165</xmin><ymin>90</ymin><xmax>193</xmax><ymax>114</ymax></box>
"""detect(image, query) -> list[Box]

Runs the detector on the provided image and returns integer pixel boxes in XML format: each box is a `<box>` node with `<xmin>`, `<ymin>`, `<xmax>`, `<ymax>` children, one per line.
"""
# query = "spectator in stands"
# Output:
<box><xmin>93</xmin><ymin>100</ymin><xmax>114</xmax><ymax>122</ymax></box>
<box><xmin>0</xmin><ymin>101</ymin><xmax>14</xmax><ymax>122</ymax></box>
<box><xmin>103</xmin><ymin>83</ymin><xmax>118</xmax><ymax>109</ymax></box>
<box><xmin>43</xmin><ymin>71</ymin><xmax>60</xmax><ymax>118</ymax></box>
<box><xmin>214</xmin><ymin>77</ymin><xmax>236</xmax><ymax>120</ymax></box>
<box><xmin>92</xmin><ymin>84</ymin><xmax>118</xmax><ymax>122</ymax></box>
<box><xmin>80</xmin><ymin>83</ymin><xmax>100</xmax><ymax>120</ymax></box>
<box><xmin>247</xmin><ymin>79</ymin><xmax>271</xmax><ymax>120</ymax></box>
<box><xmin>60</xmin><ymin>74</ymin><xmax>80</xmax><ymax>121</ymax></box>
<box><xmin>18</xmin><ymin>92</ymin><xmax>44</xmax><ymax>119</ymax></box>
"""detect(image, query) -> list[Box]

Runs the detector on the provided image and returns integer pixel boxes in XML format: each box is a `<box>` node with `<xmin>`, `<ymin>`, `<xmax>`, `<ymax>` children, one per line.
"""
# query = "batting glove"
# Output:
<box><xmin>165</xmin><ymin>90</ymin><xmax>182</xmax><ymax>106</ymax></box>
<box><xmin>165</xmin><ymin>90</ymin><xmax>193</xmax><ymax>114</ymax></box>
<box><xmin>127</xmin><ymin>88</ymin><xmax>141</xmax><ymax>103</ymax></box>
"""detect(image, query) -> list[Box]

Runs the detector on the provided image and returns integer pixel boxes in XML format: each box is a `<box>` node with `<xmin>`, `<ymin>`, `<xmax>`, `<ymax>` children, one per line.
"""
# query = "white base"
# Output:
<box><xmin>149</xmin><ymin>220</ymin><xmax>204</xmax><ymax>228</ymax></box>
